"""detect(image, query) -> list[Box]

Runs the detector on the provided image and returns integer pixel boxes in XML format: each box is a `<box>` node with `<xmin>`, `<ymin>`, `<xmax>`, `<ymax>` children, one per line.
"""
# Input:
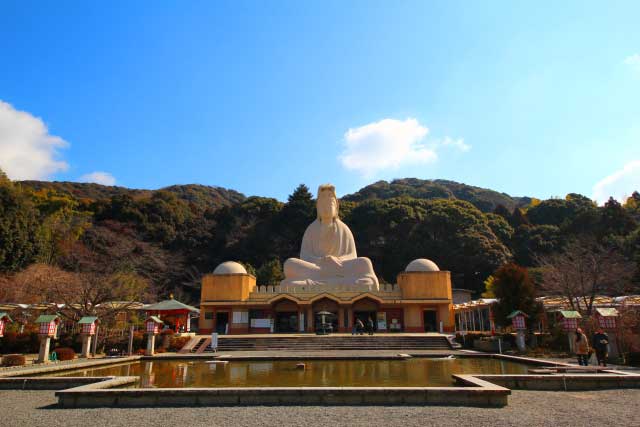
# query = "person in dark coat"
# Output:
<box><xmin>367</xmin><ymin>317</ymin><xmax>374</xmax><ymax>335</ymax></box>
<box><xmin>592</xmin><ymin>328</ymin><xmax>609</xmax><ymax>367</ymax></box>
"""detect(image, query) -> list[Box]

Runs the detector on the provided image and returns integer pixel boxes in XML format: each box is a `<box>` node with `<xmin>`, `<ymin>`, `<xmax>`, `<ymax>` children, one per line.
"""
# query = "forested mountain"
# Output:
<box><xmin>18</xmin><ymin>181</ymin><xmax>245</xmax><ymax>210</ymax></box>
<box><xmin>2</xmin><ymin>169</ymin><xmax>639</xmax><ymax>304</ymax></box>
<box><xmin>343</xmin><ymin>178</ymin><xmax>532</xmax><ymax>212</ymax></box>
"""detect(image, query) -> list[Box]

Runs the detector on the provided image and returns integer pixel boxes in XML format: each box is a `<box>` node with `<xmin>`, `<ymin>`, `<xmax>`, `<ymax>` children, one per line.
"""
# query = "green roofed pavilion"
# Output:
<box><xmin>35</xmin><ymin>314</ymin><xmax>60</xmax><ymax>323</ymax></box>
<box><xmin>595</xmin><ymin>308</ymin><xmax>619</xmax><ymax>317</ymax></box>
<box><xmin>559</xmin><ymin>310</ymin><xmax>582</xmax><ymax>319</ymax></box>
<box><xmin>78</xmin><ymin>316</ymin><xmax>99</xmax><ymax>324</ymax></box>
<box><xmin>506</xmin><ymin>310</ymin><xmax>529</xmax><ymax>319</ymax></box>
<box><xmin>145</xmin><ymin>295</ymin><xmax>198</xmax><ymax>333</ymax></box>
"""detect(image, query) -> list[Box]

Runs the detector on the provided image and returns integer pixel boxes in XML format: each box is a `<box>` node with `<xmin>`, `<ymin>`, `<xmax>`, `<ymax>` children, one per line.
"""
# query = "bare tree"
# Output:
<box><xmin>537</xmin><ymin>238</ymin><xmax>637</xmax><ymax>315</ymax></box>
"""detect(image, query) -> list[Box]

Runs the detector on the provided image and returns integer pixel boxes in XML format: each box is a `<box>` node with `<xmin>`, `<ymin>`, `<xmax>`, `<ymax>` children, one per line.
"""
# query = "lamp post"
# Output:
<box><xmin>36</xmin><ymin>315</ymin><xmax>60</xmax><ymax>363</ymax></box>
<box><xmin>145</xmin><ymin>317</ymin><xmax>163</xmax><ymax>356</ymax></box>
<box><xmin>78</xmin><ymin>317</ymin><xmax>99</xmax><ymax>358</ymax></box>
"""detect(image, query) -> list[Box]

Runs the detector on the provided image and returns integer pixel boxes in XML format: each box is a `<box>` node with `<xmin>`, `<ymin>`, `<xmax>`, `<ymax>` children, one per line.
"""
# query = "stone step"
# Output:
<box><xmin>203</xmin><ymin>335</ymin><xmax>452</xmax><ymax>352</ymax></box>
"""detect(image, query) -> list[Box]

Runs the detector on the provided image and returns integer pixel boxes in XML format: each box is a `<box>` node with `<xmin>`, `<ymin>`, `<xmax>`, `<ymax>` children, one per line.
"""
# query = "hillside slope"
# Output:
<box><xmin>342</xmin><ymin>178</ymin><xmax>532</xmax><ymax>212</ymax></box>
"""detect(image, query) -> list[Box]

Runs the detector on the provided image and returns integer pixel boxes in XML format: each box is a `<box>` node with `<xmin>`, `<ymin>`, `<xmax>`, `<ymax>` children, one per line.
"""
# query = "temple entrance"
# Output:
<box><xmin>353</xmin><ymin>298</ymin><xmax>379</xmax><ymax>332</ymax></box>
<box><xmin>423</xmin><ymin>310</ymin><xmax>437</xmax><ymax>332</ymax></box>
<box><xmin>273</xmin><ymin>299</ymin><xmax>299</xmax><ymax>333</ymax></box>
<box><xmin>312</xmin><ymin>298</ymin><xmax>339</xmax><ymax>332</ymax></box>
<box><xmin>215</xmin><ymin>312</ymin><xmax>229</xmax><ymax>335</ymax></box>
<box><xmin>275</xmin><ymin>312</ymin><xmax>298</xmax><ymax>332</ymax></box>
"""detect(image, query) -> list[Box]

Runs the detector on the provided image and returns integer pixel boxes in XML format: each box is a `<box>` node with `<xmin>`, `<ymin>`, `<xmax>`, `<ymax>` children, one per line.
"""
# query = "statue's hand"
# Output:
<box><xmin>320</xmin><ymin>256</ymin><xmax>343</xmax><ymax>272</ymax></box>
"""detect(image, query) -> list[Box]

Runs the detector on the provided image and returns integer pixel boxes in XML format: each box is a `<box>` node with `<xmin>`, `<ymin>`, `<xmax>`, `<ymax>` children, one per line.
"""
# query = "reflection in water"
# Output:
<box><xmin>54</xmin><ymin>358</ymin><xmax>530</xmax><ymax>388</ymax></box>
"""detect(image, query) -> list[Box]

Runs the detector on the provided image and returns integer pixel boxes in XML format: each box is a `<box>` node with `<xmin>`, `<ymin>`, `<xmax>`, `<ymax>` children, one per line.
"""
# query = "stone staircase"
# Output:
<box><xmin>202</xmin><ymin>335</ymin><xmax>453</xmax><ymax>352</ymax></box>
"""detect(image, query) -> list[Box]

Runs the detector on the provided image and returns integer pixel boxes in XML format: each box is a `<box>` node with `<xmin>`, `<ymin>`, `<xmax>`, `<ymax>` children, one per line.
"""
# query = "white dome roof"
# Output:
<box><xmin>213</xmin><ymin>261</ymin><xmax>247</xmax><ymax>275</ymax></box>
<box><xmin>406</xmin><ymin>258</ymin><xmax>440</xmax><ymax>272</ymax></box>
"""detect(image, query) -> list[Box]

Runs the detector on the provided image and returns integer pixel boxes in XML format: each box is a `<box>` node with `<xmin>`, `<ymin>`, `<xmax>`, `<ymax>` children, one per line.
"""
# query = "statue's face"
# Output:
<box><xmin>317</xmin><ymin>190</ymin><xmax>338</xmax><ymax>220</ymax></box>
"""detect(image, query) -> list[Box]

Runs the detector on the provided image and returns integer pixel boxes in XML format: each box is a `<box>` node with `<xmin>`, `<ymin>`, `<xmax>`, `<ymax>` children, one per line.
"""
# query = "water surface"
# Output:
<box><xmin>53</xmin><ymin>357</ymin><xmax>529</xmax><ymax>388</ymax></box>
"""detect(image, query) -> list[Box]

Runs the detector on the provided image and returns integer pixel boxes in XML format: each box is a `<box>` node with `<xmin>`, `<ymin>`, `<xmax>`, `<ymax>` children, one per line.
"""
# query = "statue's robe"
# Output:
<box><xmin>282</xmin><ymin>219</ymin><xmax>379</xmax><ymax>289</ymax></box>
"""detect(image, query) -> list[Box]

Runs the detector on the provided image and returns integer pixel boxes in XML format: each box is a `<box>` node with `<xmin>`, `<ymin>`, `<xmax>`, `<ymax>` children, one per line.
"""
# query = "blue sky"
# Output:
<box><xmin>1</xmin><ymin>1</ymin><xmax>639</xmax><ymax>203</ymax></box>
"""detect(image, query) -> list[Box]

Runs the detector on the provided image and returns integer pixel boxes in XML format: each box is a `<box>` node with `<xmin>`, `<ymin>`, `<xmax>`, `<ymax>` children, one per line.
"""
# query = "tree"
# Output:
<box><xmin>599</xmin><ymin>197</ymin><xmax>637</xmax><ymax>237</ymax></box>
<box><xmin>537</xmin><ymin>238</ymin><xmax>638</xmax><ymax>315</ymax></box>
<box><xmin>257</xmin><ymin>258</ymin><xmax>284</xmax><ymax>286</ymax></box>
<box><xmin>276</xmin><ymin>184</ymin><xmax>316</xmax><ymax>259</ymax></box>
<box><xmin>491</xmin><ymin>263</ymin><xmax>537</xmax><ymax>327</ymax></box>
<box><xmin>0</xmin><ymin>180</ymin><xmax>42</xmax><ymax>272</ymax></box>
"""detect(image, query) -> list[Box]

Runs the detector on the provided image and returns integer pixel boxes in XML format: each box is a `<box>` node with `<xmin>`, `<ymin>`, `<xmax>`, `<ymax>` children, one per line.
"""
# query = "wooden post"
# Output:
<box><xmin>146</xmin><ymin>334</ymin><xmax>156</xmax><ymax>356</ymax></box>
<box><xmin>128</xmin><ymin>325</ymin><xmax>135</xmax><ymax>355</ymax></box>
<box><xmin>91</xmin><ymin>325</ymin><xmax>100</xmax><ymax>356</ymax></box>
<box><xmin>81</xmin><ymin>335</ymin><xmax>92</xmax><ymax>358</ymax></box>
<box><xmin>37</xmin><ymin>335</ymin><xmax>51</xmax><ymax>363</ymax></box>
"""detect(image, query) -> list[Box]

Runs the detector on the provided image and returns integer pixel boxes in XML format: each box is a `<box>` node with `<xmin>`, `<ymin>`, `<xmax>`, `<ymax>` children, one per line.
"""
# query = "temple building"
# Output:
<box><xmin>199</xmin><ymin>184</ymin><xmax>455</xmax><ymax>335</ymax></box>
<box><xmin>199</xmin><ymin>258</ymin><xmax>454</xmax><ymax>334</ymax></box>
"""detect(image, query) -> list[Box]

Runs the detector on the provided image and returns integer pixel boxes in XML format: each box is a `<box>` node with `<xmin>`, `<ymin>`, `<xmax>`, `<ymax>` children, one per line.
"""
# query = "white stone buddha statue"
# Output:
<box><xmin>282</xmin><ymin>184</ymin><xmax>379</xmax><ymax>290</ymax></box>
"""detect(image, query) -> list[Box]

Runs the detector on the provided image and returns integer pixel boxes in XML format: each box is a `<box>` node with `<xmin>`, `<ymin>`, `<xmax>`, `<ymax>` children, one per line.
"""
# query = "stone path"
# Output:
<box><xmin>1</xmin><ymin>389</ymin><xmax>639</xmax><ymax>427</ymax></box>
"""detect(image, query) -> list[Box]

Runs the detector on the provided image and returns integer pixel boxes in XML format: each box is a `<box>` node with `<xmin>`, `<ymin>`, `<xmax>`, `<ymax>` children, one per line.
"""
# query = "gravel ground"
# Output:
<box><xmin>1</xmin><ymin>389</ymin><xmax>639</xmax><ymax>427</ymax></box>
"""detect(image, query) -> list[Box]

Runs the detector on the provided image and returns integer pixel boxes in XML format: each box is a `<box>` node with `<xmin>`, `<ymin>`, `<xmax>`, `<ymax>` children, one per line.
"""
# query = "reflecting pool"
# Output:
<box><xmin>51</xmin><ymin>357</ymin><xmax>529</xmax><ymax>388</ymax></box>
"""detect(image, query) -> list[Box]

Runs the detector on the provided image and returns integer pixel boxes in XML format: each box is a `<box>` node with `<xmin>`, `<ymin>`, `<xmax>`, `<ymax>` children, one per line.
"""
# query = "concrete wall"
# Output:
<box><xmin>397</xmin><ymin>271</ymin><xmax>452</xmax><ymax>300</ymax></box>
<box><xmin>201</xmin><ymin>274</ymin><xmax>256</xmax><ymax>302</ymax></box>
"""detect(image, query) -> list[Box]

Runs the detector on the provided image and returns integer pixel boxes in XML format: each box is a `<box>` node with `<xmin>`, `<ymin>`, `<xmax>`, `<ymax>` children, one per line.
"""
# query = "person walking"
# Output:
<box><xmin>367</xmin><ymin>317</ymin><xmax>374</xmax><ymax>336</ymax></box>
<box><xmin>574</xmin><ymin>327</ymin><xmax>590</xmax><ymax>366</ymax></box>
<box><xmin>592</xmin><ymin>328</ymin><xmax>609</xmax><ymax>367</ymax></box>
<box><xmin>356</xmin><ymin>318</ymin><xmax>365</xmax><ymax>335</ymax></box>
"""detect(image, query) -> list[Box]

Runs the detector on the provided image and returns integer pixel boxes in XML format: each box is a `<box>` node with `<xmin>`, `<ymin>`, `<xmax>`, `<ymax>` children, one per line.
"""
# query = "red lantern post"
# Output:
<box><xmin>0</xmin><ymin>313</ymin><xmax>12</xmax><ymax>338</ymax></box>
<box><xmin>35</xmin><ymin>315</ymin><xmax>60</xmax><ymax>363</ymax></box>
<box><xmin>145</xmin><ymin>316</ymin><xmax>164</xmax><ymax>356</ymax></box>
<box><xmin>78</xmin><ymin>317</ymin><xmax>99</xmax><ymax>358</ymax></box>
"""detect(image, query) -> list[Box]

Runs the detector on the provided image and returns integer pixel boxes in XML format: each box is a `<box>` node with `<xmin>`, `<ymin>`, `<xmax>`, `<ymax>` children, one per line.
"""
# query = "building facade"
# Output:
<box><xmin>199</xmin><ymin>259</ymin><xmax>454</xmax><ymax>334</ymax></box>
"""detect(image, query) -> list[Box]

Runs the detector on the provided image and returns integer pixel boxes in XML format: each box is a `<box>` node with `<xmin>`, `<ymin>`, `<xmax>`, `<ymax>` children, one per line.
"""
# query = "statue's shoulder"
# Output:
<box><xmin>303</xmin><ymin>219</ymin><xmax>320</xmax><ymax>235</ymax></box>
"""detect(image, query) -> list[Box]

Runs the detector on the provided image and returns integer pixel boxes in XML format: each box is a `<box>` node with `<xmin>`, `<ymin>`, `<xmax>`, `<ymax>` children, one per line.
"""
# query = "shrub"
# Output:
<box><xmin>161</xmin><ymin>329</ymin><xmax>175</xmax><ymax>336</ymax></box>
<box><xmin>155</xmin><ymin>347</ymin><xmax>166</xmax><ymax>354</ymax></box>
<box><xmin>169</xmin><ymin>337</ymin><xmax>190</xmax><ymax>352</ymax></box>
<box><xmin>1</xmin><ymin>354</ymin><xmax>26</xmax><ymax>367</ymax></box>
<box><xmin>0</xmin><ymin>331</ymin><xmax>40</xmax><ymax>354</ymax></box>
<box><xmin>136</xmin><ymin>348</ymin><xmax>146</xmax><ymax>355</ymax></box>
<box><xmin>53</xmin><ymin>347</ymin><xmax>76</xmax><ymax>361</ymax></box>
<box><xmin>628</xmin><ymin>352</ymin><xmax>640</xmax><ymax>367</ymax></box>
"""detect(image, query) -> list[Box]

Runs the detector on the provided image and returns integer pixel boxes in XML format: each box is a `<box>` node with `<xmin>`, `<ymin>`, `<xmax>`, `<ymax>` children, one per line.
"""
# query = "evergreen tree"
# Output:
<box><xmin>491</xmin><ymin>263</ymin><xmax>537</xmax><ymax>327</ymax></box>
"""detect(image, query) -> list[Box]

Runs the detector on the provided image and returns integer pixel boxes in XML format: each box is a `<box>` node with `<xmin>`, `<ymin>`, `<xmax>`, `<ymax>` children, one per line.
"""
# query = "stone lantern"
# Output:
<box><xmin>78</xmin><ymin>317</ymin><xmax>99</xmax><ymax>358</ymax></box>
<box><xmin>507</xmin><ymin>310</ymin><xmax>528</xmax><ymax>351</ymax></box>
<box><xmin>0</xmin><ymin>313</ymin><xmax>13</xmax><ymax>337</ymax></box>
<box><xmin>35</xmin><ymin>314</ymin><xmax>60</xmax><ymax>363</ymax></box>
<box><xmin>595</xmin><ymin>308</ymin><xmax>618</xmax><ymax>330</ymax></box>
<box><xmin>558</xmin><ymin>310</ymin><xmax>582</xmax><ymax>353</ymax></box>
<box><xmin>145</xmin><ymin>316</ymin><xmax>164</xmax><ymax>356</ymax></box>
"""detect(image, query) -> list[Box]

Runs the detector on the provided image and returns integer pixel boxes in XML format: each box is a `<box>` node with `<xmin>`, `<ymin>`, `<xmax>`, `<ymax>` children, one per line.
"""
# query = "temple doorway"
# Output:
<box><xmin>215</xmin><ymin>312</ymin><xmax>229</xmax><ymax>335</ymax></box>
<box><xmin>423</xmin><ymin>310</ymin><xmax>437</xmax><ymax>332</ymax></box>
<box><xmin>353</xmin><ymin>298</ymin><xmax>379</xmax><ymax>332</ymax></box>
<box><xmin>272</xmin><ymin>299</ymin><xmax>299</xmax><ymax>333</ymax></box>
<box><xmin>312</xmin><ymin>298</ymin><xmax>339</xmax><ymax>332</ymax></box>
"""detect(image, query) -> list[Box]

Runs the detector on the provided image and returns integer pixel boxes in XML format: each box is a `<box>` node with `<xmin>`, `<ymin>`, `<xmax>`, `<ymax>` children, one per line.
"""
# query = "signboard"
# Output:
<box><xmin>250</xmin><ymin>319</ymin><xmax>271</xmax><ymax>328</ymax></box>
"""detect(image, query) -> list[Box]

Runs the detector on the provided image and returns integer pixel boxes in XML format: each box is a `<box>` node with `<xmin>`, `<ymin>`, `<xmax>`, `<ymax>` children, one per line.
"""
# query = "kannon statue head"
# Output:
<box><xmin>317</xmin><ymin>184</ymin><xmax>339</xmax><ymax>222</ymax></box>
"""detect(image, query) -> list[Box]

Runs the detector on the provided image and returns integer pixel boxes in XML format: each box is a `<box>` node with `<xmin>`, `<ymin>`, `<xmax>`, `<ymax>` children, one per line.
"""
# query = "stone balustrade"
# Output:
<box><xmin>253</xmin><ymin>283</ymin><xmax>399</xmax><ymax>295</ymax></box>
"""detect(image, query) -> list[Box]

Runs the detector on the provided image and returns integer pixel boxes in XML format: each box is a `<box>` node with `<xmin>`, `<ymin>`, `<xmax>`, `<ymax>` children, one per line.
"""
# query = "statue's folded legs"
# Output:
<box><xmin>283</xmin><ymin>257</ymin><xmax>378</xmax><ymax>287</ymax></box>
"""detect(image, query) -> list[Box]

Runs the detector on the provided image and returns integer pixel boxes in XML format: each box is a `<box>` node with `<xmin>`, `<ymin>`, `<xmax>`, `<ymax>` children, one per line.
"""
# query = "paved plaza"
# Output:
<box><xmin>0</xmin><ymin>388</ymin><xmax>639</xmax><ymax>427</ymax></box>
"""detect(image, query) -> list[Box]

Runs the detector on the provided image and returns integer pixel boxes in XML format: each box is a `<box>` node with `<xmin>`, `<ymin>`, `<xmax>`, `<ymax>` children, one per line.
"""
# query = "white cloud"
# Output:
<box><xmin>439</xmin><ymin>137</ymin><xmax>471</xmax><ymax>152</ymax></box>
<box><xmin>79</xmin><ymin>171</ymin><xmax>116</xmax><ymax>186</ymax></box>
<box><xmin>0</xmin><ymin>100</ymin><xmax>69</xmax><ymax>180</ymax></box>
<box><xmin>623</xmin><ymin>54</ymin><xmax>640</xmax><ymax>70</ymax></box>
<box><xmin>592</xmin><ymin>160</ymin><xmax>640</xmax><ymax>205</ymax></box>
<box><xmin>338</xmin><ymin>117</ymin><xmax>467</xmax><ymax>177</ymax></box>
